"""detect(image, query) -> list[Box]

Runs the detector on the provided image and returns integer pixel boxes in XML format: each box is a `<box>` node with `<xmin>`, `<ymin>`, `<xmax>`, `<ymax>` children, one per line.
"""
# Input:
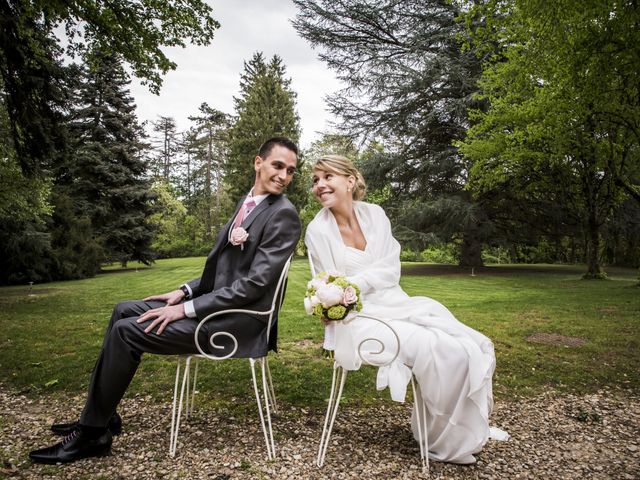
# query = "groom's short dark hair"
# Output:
<box><xmin>259</xmin><ymin>137</ymin><xmax>298</xmax><ymax>159</ymax></box>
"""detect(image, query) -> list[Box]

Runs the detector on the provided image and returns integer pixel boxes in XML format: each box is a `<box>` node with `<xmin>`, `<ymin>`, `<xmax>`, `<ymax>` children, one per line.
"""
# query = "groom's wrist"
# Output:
<box><xmin>179</xmin><ymin>285</ymin><xmax>191</xmax><ymax>299</ymax></box>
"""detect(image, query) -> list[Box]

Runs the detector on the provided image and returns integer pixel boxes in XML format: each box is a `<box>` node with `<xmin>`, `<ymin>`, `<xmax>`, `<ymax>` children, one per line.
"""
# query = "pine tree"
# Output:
<box><xmin>187</xmin><ymin>103</ymin><xmax>233</xmax><ymax>239</ymax></box>
<box><xmin>0</xmin><ymin>0</ymin><xmax>218</xmax><ymax>176</ymax></box>
<box><xmin>293</xmin><ymin>0</ymin><xmax>489</xmax><ymax>266</ymax></box>
<box><xmin>226</xmin><ymin>52</ymin><xmax>304</xmax><ymax>207</ymax></box>
<box><xmin>65</xmin><ymin>49</ymin><xmax>156</xmax><ymax>267</ymax></box>
<box><xmin>150</xmin><ymin>116</ymin><xmax>181</xmax><ymax>182</ymax></box>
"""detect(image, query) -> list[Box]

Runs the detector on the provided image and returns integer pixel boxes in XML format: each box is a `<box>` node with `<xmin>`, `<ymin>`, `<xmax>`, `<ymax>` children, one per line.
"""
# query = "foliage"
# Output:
<box><xmin>64</xmin><ymin>49</ymin><xmax>156</xmax><ymax>267</ymax></box>
<box><xmin>148</xmin><ymin>180</ymin><xmax>227</xmax><ymax>258</ymax></box>
<box><xmin>226</xmin><ymin>52</ymin><xmax>303</xmax><ymax>207</ymax></box>
<box><xmin>399</xmin><ymin>245</ymin><xmax>459</xmax><ymax>264</ymax></box>
<box><xmin>186</xmin><ymin>103</ymin><xmax>235</xmax><ymax>240</ymax></box>
<box><xmin>149</xmin><ymin>116</ymin><xmax>180</xmax><ymax>181</ymax></box>
<box><xmin>460</xmin><ymin>0</ymin><xmax>640</xmax><ymax>276</ymax></box>
<box><xmin>0</xmin><ymin>3</ymin><xmax>70</xmax><ymax>176</ymax></box>
<box><xmin>0</xmin><ymin>152</ymin><xmax>52</xmax><ymax>223</ymax></box>
<box><xmin>47</xmin><ymin>189</ymin><xmax>102</xmax><ymax>279</ymax></box>
<box><xmin>0</xmin><ymin>0</ymin><xmax>219</xmax><ymax>176</ymax></box>
<box><xmin>0</xmin><ymin>0</ymin><xmax>220</xmax><ymax>283</ymax></box>
<box><xmin>293</xmin><ymin>0</ymin><xmax>490</xmax><ymax>266</ymax></box>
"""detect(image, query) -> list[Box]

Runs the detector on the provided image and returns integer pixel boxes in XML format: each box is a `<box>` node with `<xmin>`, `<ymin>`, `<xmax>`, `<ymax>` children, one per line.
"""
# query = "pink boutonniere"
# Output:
<box><xmin>230</xmin><ymin>227</ymin><xmax>249</xmax><ymax>250</ymax></box>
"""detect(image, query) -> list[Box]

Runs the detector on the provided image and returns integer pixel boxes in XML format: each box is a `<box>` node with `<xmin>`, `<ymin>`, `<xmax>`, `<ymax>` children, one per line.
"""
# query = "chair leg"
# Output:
<box><xmin>169</xmin><ymin>356</ymin><xmax>192</xmax><ymax>457</ymax></box>
<box><xmin>260</xmin><ymin>358</ymin><xmax>276</xmax><ymax>457</ymax></box>
<box><xmin>317</xmin><ymin>362</ymin><xmax>348</xmax><ymax>467</ymax></box>
<box><xmin>411</xmin><ymin>376</ymin><xmax>429</xmax><ymax>472</ymax></box>
<box><xmin>264</xmin><ymin>358</ymin><xmax>277</xmax><ymax>412</ymax></box>
<box><xmin>250</xmin><ymin>357</ymin><xmax>276</xmax><ymax>460</ymax></box>
<box><xmin>187</xmin><ymin>357</ymin><xmax>199</xmax><ymax>417</ymax></box>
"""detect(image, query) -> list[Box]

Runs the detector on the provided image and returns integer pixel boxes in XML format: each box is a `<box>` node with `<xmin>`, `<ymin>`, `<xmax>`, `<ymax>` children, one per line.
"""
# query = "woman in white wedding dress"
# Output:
<box><xmin>305</xmin><ymin>155</ymin><xmax>507</xmax><ymax>464</ymax></box>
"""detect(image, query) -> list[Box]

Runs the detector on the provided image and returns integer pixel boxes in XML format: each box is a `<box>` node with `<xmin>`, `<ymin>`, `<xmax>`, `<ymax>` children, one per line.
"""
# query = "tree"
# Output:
<box><xmin>150</xmin><ymin>116</ymin><xmax>181</xmax><ymax>181</ymax></box>
<box><xmin>226</xmin><ymin>52</ymin><xmax>303</xmax><ymax>207</ymax></box>
<box><xmin>64</xmin><ymin>49</ymin><xmax>156</xmax><ymax>267</ymax></box>
<box><xmin>293</xmin><ymin>0</ymin><xmax>490</xmax><ymax>266</ymax></box>
<box><xmin>0</xmin><ymin>0</ymin><xmax>219</xmax><ymax>177</ymax></box>
<box><xmin>460</xmin><ymin>0</ymin><xmax>640</xmax><ymax>276</ymax></box>
<box><xmin>0</xmin><ymin>0</ymin><xmax>219</xmax><ymax>283</ymax></box>
<box><xmin>187</xmin><ymin>103</ymin><xmax>233</xmax><ymax>239</ymax></box>
<box><xmin>0</xmin><ymin>52</ymin><xmax>62</xmax><ymax>285</ymax></box>
<box><xmin>149</xmin><ymin>180</ymin><xmax>196</xmax><ymax>258</ymax></box>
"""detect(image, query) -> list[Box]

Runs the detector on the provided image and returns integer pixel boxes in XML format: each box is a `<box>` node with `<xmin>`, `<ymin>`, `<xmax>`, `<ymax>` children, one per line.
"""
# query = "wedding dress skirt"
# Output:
<box><xmin>329</xmin><ymin>247</ymin><xmax>506</xmax><ymax>464</ymax></box>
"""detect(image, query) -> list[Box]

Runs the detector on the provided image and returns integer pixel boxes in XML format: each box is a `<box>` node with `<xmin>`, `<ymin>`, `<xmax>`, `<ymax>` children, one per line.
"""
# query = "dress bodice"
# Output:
<box><xmin>344</xmin><ymin>247</ymin><xmax>370</xmax><ymax>276</ymax></box>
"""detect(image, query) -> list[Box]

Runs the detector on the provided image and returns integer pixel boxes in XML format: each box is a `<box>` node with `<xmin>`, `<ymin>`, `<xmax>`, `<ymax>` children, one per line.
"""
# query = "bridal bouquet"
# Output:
<box><xmin>304</xmin><ymin>271</ymin><xmax>362</xmax><ymax>322</ymax></box>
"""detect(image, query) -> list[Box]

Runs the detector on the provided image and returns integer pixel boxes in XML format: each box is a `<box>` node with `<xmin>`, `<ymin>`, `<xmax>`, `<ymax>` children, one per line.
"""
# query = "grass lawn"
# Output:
<box><xmin>0</xmin><ymin>258</ymin><xmax>638</xmax><ymax>411</ymax></box>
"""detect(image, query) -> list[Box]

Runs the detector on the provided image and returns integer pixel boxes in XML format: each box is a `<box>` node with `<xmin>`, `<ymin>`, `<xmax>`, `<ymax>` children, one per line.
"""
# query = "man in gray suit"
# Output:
<box><xmin>29</xmin><ymin>137</ymin><xmax>301</xmax><ymax>464</ymax></box>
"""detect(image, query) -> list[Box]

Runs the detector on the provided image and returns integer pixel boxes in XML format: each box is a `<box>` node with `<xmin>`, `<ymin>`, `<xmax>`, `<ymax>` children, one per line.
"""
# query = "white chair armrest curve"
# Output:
<box><xmin>353</xmin><ymin>313</ymin><xmax>401</xmax><ymax>367</ymax></box>
<box><xmin>193</xmin><ymin>307</ymin><xmax>275</xmax><ymax>360</ymax></box>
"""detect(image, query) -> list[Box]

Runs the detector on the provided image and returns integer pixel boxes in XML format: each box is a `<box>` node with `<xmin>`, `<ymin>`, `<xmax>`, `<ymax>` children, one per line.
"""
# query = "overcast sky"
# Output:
<box><xmin>129</xmin><ymin>0</ymin><xmax>341</xmax><ymax>149</ymax></box>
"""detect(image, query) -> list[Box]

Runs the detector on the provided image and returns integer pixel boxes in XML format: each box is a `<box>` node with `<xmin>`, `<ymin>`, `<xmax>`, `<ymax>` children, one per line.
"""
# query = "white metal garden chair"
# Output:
<box><xmin>168</xmin><ymin>255</ymin><xmax>293</xmax><ymax>459</ymax></box>
<box><xmin>308</xmin><ymin>255</ymin><xmax>429</xmax><ymax>471</ymax></box>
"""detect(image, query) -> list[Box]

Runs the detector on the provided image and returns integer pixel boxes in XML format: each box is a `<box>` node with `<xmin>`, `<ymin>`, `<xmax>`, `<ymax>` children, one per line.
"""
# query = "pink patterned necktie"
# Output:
<box><xmin>233</xmin><ymin>198</ymin><xmax>256</xmax><ymax>229</ymax></box>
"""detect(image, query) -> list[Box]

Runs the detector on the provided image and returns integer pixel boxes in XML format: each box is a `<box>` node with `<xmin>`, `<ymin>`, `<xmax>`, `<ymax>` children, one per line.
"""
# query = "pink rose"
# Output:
<box><xmin>342</xmin><ymin>285</ymin><xmax>357</xmax><ymax>305</ymax></box>
<box><xmin>230</xmin><ymin>227</ymin><xmax>249</xmax><ymax>248</ymax></box>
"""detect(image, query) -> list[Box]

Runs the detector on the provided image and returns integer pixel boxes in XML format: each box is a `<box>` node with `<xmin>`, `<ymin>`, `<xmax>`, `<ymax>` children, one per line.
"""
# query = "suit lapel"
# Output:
<box><xmin>241</xmin><ymin>194</ymin><xmax>280</xmax><ymax>230</ymax></box>
<box><xmin>213</xmin><ymin>194</ymin><xmax>282</xmax><ymax>253</ymax></box>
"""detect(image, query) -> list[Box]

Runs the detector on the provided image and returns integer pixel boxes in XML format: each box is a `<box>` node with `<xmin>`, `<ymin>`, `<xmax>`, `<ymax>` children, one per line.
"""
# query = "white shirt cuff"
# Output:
<box><xmin>184</xmin><ymin>300</ymin><xmax>197</xmax><ymax>318</ymax></box>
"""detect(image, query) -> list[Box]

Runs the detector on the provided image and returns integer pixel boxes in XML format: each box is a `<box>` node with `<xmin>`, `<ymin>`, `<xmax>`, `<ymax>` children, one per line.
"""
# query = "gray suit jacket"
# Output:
<box><xmin>184</xmin><ymin>193</ymin><xmax>301</xmax><ymax>357</ymax></box>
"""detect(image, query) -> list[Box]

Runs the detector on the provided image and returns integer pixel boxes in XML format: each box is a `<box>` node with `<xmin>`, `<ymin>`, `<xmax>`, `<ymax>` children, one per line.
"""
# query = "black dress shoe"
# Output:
<box><xmin>29</xmin><ymin>428</ymin><xmax>112</xmax><ymax>464</ymax></box>
<box><xmin>51</xmin><ymin>412</ymin><xmax>122</xmax><ymax>436</ymax></box>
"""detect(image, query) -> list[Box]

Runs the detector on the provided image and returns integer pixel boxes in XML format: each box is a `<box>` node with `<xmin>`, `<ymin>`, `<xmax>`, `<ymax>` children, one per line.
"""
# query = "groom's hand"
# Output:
<box><xmin>137</xmin><ymin>304</ymin><xmax>186</xmax><ymax>335</ymax></box>
<box><xmin>143</xmin><ymin>289</ymin><xmax>184</xmax><ymax>306</ymax></box>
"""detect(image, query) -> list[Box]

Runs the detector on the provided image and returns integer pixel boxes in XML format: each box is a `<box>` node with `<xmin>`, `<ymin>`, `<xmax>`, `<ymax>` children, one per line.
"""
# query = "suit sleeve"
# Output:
<box><xmin>191</xmin><ymin>206</ymin><xmax>301</xmax><ymax>319</ymax></box>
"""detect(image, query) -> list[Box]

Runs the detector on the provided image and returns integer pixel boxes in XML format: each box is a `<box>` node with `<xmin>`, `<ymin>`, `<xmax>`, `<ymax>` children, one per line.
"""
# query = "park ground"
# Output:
<box><xmin>1</xmin><ymin>259</ymin><xmax>639</xmax><ymax>479</ymax></box>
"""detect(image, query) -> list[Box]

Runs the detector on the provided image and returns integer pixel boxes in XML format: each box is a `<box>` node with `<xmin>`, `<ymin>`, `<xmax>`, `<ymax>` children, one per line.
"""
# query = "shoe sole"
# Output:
<box><xmin>30</xmin><ymin>447</ymin><xmax>112</xmax><ymax>465</ymax></box>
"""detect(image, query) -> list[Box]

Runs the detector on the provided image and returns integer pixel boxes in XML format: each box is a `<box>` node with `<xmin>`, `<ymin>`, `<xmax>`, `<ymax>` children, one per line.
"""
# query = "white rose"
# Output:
<box><xmin>303</xmin><ymin>297</ymin><xmax>312</xmax><ymax>314</ymax></box>
<box><xmin>315</xmin><ymin>283</ymin><xmax>344</xmax><ymax>308</ymax></box>
<box><xmin>308</xmin><ymin>278</ymin><xmax>326</xmax><ymax>291</ymax></box>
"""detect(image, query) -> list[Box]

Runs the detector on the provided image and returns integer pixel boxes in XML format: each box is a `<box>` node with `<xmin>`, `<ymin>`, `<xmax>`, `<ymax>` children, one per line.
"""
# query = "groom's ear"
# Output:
<box><xmin>254</xmin><ymin>155</ymin><xmax>263</xmax><ymax>172</ymax></box>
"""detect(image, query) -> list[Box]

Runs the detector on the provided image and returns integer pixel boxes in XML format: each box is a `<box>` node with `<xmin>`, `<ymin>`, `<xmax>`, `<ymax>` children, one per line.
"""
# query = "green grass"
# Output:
<box><xmin>0</xmin><ymin>258</ymin><xmax>638</xmax><ymax>411</ymax></box>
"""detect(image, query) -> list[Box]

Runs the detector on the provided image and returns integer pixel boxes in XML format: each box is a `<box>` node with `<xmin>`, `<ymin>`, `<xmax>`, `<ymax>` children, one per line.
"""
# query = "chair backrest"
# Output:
<box><xmin>194</xmin><ymin>254</ymin><xmax>293</xmax><ymax>360</ymax></box>
<box><xmin>266</xmin><ymin>254</ymin><xmax>293</xmax><ymax>344</ymax></box>
<box><xmin>308</xmin><ymin>251</ymin><xmax>317</xmax><ymax>277</ymax></box>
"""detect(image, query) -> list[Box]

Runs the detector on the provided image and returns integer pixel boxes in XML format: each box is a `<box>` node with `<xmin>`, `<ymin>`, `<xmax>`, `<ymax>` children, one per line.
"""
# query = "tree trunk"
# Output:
<box><xmin>585</xmin><ymin>207</ymin><xmax>603</xmax><ymax>277</ymax></box>
<box><xmin>459</xmin><ymin>229</ymin><xmax>484</xmax><ymax>267</ymax></box>
<box><xmin>204</xmin><ymin>126</ymin><xmax>213</xmax><ymax>238</ymax></box>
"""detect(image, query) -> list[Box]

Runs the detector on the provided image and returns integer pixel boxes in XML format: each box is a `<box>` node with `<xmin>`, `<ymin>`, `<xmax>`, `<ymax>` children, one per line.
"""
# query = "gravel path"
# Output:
<box><xmin>1</xmin><ymin>385</ymin><xmax>638</xmax><ymax>479</ymax></box>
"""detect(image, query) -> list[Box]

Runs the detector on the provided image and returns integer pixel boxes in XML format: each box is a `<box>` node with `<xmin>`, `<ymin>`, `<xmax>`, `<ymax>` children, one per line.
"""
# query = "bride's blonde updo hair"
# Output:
<box><xmin>313</xmin><ymin>154</ymin><xmax>367</xmax><ymax>201</ymax></box>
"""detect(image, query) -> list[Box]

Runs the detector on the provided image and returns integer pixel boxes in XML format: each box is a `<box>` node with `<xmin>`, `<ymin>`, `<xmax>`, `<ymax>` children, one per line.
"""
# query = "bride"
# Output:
<box><xmin>305</xmin><ymin>155</ymin><xmax>507</xmax><ymax>464</ymax></box>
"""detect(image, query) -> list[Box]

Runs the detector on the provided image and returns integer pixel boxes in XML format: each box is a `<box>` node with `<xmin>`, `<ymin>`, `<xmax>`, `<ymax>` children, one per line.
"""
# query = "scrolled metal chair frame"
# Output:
<box><xmin>310</xmin><ymin>257</ymin><xmax>429</xmax><ymax>472</ymax></box>
<box><xmin>169</xmin><ymin>256</ymin><xmax>292</xmax><ymax>459</ymax></box>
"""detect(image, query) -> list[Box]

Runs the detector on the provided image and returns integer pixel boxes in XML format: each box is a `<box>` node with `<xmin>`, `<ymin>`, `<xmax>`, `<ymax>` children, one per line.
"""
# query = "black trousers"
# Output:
<box><xmin>79</xmin><ymin>300</ymin><xmax>269</xmax><ymax>427</ymax></box>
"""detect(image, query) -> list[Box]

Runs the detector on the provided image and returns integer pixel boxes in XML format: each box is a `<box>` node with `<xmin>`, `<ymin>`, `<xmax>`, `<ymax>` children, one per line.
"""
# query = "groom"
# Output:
<box><xmin>29</xmin><ymin>137</ymin><xmax>301</xmax><ymax>464</ymax></box>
